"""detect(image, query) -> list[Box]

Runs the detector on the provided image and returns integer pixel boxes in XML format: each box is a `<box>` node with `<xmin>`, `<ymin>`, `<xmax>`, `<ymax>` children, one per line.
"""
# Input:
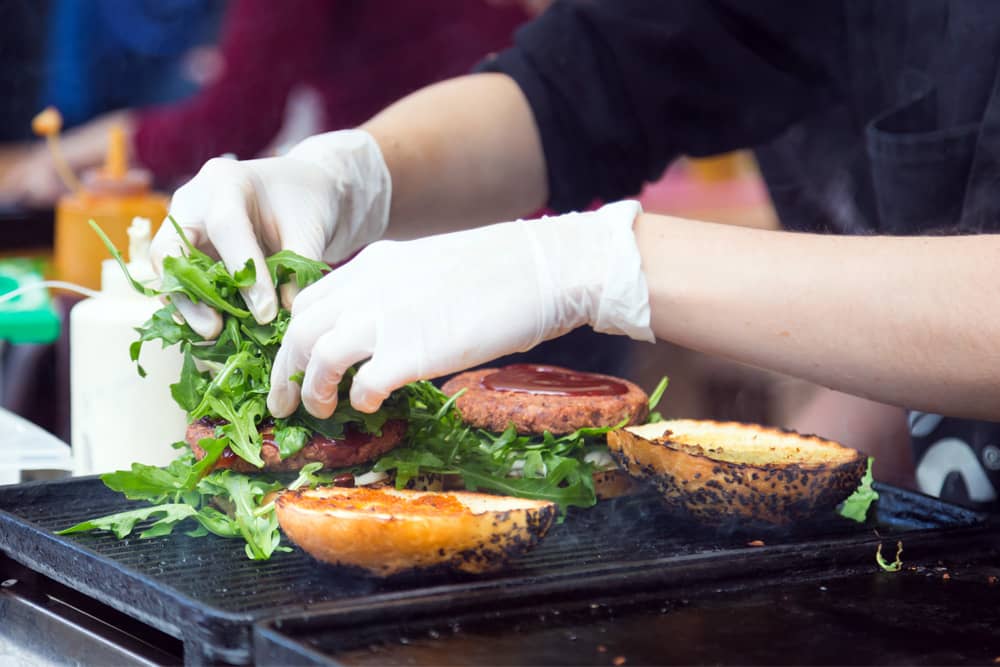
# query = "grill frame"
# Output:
<box><xmin>0</xmin><ymin>476</ymin><xmax>987</xmax><ymax>665</ymax></box>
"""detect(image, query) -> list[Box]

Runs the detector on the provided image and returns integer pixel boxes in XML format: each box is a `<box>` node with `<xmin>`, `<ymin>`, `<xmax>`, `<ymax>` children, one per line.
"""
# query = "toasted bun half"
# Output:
<box><xmin>607</xmin><ymin>420</ymin><xmax>867</xmax><ymax>525</ymax></box>
<box><xmin>276</xmin><ymin>486</ymin><xmax>557</xmax><ymax>576</ymax></box>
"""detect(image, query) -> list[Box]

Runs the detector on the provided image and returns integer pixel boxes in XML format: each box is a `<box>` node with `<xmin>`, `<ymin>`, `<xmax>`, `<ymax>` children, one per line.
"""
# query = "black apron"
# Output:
<box><xmin>754</xmin><ymin>0</ymin><xmax>1000</xmax><ymax>509</ymax></box>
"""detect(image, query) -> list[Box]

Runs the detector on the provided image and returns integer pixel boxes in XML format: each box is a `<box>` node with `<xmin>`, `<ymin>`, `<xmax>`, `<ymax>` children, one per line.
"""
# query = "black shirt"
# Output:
<box><xmin>481</xmin><ymin>0</ymin><xmax>1000</xmax><ymax>508</ymax></box>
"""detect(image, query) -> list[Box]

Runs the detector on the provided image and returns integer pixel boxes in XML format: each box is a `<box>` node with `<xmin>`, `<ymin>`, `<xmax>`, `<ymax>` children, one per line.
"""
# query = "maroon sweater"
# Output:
<box><xmin>133</xmin><ymin>0</ymin><xmax>529</xmax><ymax>184</ymax></box>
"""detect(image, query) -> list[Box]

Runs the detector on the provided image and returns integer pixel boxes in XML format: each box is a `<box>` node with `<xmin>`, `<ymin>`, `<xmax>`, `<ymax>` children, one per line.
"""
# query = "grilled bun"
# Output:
<box><xmin>607</xmin><ymin>420</ymin><xmax>867</xmax><ymax>525</ymax></box>
<box><xmin>276</xmin><ymin>486</ymin><xmax>557</xmax><ymax>576</ymax></box>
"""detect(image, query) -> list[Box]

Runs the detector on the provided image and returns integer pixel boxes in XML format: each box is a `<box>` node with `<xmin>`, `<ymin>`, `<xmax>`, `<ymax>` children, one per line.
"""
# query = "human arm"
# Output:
<box><xmin>272</xmin><ymin>206</ymin><xmax>1000</xmax><ymax>422</ymax></box>
<box><xmin>636</xmin><ymin>214</ymin><xmax>1000</xmax><ymax>420</ymax></box>
<box><xmin>360</xmin><ymin>73</ymin><xmax>547</xmax><ymax>236</ymax></box>
<box><xmin>152</xmin><ymin>0</ymin><xmax>841</xmax><ymax>329</ymax></box>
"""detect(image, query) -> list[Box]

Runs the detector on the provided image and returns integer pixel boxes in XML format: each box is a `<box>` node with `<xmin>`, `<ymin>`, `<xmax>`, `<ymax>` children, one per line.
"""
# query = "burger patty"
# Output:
<box><xmin>188</xmin><ymin>419</ymin><xmax>407</xmax><ymax>473</ymax></box>
<box><xmin>441</xmin><ymin>367</ymin><xmax>649</xmax><ymax>435</ymax></box>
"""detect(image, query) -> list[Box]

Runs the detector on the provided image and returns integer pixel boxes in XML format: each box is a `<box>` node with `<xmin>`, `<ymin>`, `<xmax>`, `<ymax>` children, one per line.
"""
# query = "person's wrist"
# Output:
<box><xmin>538</xmin><ymin>201</ymin><xmax>654</xmax><ymax>342</ymax></box>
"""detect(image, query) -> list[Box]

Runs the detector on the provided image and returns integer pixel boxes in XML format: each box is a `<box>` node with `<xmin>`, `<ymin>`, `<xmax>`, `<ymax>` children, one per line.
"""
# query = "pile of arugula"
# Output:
<box><xmin>62</xmin><ymin>220</ymin><xmax>654</xmax><ymax>559</ymax></box>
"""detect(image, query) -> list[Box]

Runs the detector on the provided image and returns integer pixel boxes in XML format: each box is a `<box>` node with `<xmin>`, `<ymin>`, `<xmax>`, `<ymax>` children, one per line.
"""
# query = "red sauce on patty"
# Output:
<box><xmin>481</xmin><ymin>364</ymin><xmax>629</xmax><ymax>397</ymax></box>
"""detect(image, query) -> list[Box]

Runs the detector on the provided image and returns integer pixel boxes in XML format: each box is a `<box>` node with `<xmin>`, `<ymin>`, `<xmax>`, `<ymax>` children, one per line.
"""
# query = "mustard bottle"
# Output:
<box><xmin>35</xmin><ymin>108</ymin><xmax>170</xmax><ymax>290</ymax></box>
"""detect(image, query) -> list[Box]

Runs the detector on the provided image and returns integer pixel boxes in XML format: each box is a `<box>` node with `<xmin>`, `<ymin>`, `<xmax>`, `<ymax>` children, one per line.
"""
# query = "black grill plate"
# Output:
<box><xmin>0</xmin><ymin>476</ymin><xmax>986</xmax><ymax>664</ymax></box>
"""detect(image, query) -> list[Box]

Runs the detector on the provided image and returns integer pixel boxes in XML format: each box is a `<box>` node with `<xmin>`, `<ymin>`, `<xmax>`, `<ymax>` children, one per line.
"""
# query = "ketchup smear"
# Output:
<box><xmin>481</xmin><ymin>364</ymin><xmax>628</xmax><ymax>397</ymax></box>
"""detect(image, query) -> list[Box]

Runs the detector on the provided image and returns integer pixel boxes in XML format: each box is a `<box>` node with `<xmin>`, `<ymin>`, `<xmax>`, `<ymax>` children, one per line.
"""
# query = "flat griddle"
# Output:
<box><xmin>255</xmin><ymin>553</ymin><xmax>1000</xmax><ymax>666</ymax></box>
<box><xmin>0</xmin><ymin>476</ymin><xmax>987</xmax><ymax>665</ymax></box>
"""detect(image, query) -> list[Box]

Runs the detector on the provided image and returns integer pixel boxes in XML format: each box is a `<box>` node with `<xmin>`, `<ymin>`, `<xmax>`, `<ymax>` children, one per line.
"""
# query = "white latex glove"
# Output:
<box><xmin>149</xmin><ymin>129</ymin><xmax>391</xmax><ymax>339</ymax></box>
<box><xmin>268</xmin><ymin>201</ymin><xmax>655</xmax><ymax>418</ymax></box>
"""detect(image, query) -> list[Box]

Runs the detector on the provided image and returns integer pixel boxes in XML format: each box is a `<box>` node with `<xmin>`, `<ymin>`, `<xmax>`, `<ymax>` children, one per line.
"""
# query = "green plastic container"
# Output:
<box><xmin>0</xmin><ymin>259</ymin><xmax>61</xmax><ymax>344</ymax></box>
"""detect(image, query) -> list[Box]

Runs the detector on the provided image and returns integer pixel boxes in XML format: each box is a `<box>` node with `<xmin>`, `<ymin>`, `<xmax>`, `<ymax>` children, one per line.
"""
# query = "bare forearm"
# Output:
<box><xmin>636</xmin><ymin>213</ymin><xmax>1000</xmax><ymax>419</ymax></box>
<box><xmin>361</xmin><ymin>74</ymin><xmax>547</xmax><ymax>237</ymax></box>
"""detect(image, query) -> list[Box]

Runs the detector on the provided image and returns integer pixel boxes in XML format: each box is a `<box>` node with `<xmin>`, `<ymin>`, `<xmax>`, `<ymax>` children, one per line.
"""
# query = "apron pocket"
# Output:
<box><xmin>866</xmin><ymin>71</ymin><xmax>979</xmax><ymax>234</ymax></box>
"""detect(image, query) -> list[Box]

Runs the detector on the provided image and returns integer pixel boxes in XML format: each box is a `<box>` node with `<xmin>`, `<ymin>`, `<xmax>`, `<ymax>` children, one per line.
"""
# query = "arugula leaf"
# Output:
<box><xmin>876</xmin><ymin>541</ymin><xmax>903</xmax><ymax>572</ymax></box>
<box><xmin>207</xmin><ymin>471</ymin><xmax>286</xmax><ymax>560</ymax></box>
<box><xmin>57</xmin><ymin>504</ymin><xmax>198</xmax><ymax>539</ymax></box>
<box><xmin>171</xmin><ymin>345</ymin><xmax>209</xmax><ymax>412</ymax></box>
<box><xmin>272</xmin><ymin>421</ymin><xmax>310</xmax><ymax>459</ymax></box>
<box><xmin>101</xmin><ymin>438</ymin><xmax>228</xmax><ymax>503</ymax></box>
<box><xmin>160</xmin><ymin>255</ymin><xmax>252</xmax><ymax>317</ymax></box>
<box><xmin>838</xmin><ymin>457</ymin><xmax>878</xmax><ymax>522</ymax></box>
<box><xmin>648</xmin><ymin>376</ymin><xmax>669</xmax><ymax>413</ymax></box>
<box><xmin>373</xmin><ymin>448</ymin><xmax>449</xmax><ymax>487</ymax></box>
<box><xmin>89</xmin><ymin>220</ymin><xmax>159</xmax><ymax>297</ymax></box>
<box><xmin>193</xmin><ymin>506</ymin><xmax>241</xmax><ymax>538</ymax></box>
<box><xmin>287</xmin><ymin>462</ymin><xmax>328</xmax><ymax>491</ymax></box>
<box><xmin>212</xmin><ymin>396</ymin><xmax>266</xmax><ymax>468</ymax></box>
<box><xmin>130</xmin><ymin>305</ymin><xmax>201</xmax><ymax>377</ymax></box>
<box><xmin>266</xmin><ymin>250</ymin><xmax>329</xmax><ymax>288</ymax></box>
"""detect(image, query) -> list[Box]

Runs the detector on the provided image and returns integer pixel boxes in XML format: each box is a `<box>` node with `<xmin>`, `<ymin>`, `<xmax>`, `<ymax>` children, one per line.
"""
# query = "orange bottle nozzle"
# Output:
<box><xmin>32</xmin><ymin>107</ymin><xmax>62</xmax><ymax>136</ymax></box>
<box><xmin>103</xmin><ymin>124</ymin><xmax>128</xmax><ymax>180</ymax></box>
<box><xmin>31</xmin><ymin>106</ymin><xmax>81</xmax><ymax>194</ymax></box>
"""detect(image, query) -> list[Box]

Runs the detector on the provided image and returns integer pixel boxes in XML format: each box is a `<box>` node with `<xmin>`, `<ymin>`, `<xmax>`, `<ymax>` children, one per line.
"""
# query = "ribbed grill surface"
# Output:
<box><xmin>0</xmin><ymin>477</ymin><xmax>982</xmax><ymax>662</ymax></box>
<box><xmin>0</xmin><ymin>479</ymin><xmax>713</xmax><ymax>612</ymax></box>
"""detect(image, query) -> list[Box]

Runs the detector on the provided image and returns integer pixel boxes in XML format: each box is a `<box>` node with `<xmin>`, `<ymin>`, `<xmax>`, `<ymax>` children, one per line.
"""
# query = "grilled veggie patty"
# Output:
<box><xmin>442</xmin><ymin>367</ymin><xmax>649</xmax><ymax>435</ymax></box>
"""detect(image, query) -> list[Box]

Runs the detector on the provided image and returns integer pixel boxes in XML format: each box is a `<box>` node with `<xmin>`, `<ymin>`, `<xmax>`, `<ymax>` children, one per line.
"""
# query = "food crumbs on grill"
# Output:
<box><xmin>597</xmin><ymin>645</ymin><xmax>608</xmax><ymax>653</ymax></box>
<box><xmin>613</xmin><ymin>657</ymin><xmax>627</xmax><ymax>666</ymax></box>
<box><xmin>747</xmin><ymin>539</ymin><xmax>765</xmax><ymax>547</ymax></box>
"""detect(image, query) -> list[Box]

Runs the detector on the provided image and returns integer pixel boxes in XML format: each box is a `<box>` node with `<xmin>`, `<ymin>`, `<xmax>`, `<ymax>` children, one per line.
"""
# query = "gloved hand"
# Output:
<box><xmin>267</xmin><ymin>200</ymin><xmax>655</xmax><ymax>418</ymax></box>
<box><xmin>149</xmin><ymin>129</ymin><xmax>392</xmax><ymax>339</ymax></box>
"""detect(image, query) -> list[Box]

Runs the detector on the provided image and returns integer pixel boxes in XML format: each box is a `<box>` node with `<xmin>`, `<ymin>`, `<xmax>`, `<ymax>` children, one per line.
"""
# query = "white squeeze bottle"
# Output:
<box><xmin>70</xmin><ymin>217</ymin><xmax>187</xmax><ymax>475</ymax></box>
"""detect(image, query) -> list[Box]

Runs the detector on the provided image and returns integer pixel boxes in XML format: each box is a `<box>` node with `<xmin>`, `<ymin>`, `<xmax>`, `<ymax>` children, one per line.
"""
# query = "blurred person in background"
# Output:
<box><xmin>40</xmin><ymin>0</ymin><xmax>224</xmax><ymax>129</ymax></box>
<box><xmin>0</xmin><ymin>0</ymin><xmax>223</xmax><ymax>187</ymax></box>
<box><xmin>0</xmin><ymin>0</ymin><xmax>535</xmax><ymax>205</ymax></box>
<box><xmin>151</xmin><ymin>0</ymin><xmax>1000</xmax><ymax>512</ymax></box>
<box><xmin>0</xmin><ymin>1</ymin><xmax>53</xmax><ymax>144</ymax></box>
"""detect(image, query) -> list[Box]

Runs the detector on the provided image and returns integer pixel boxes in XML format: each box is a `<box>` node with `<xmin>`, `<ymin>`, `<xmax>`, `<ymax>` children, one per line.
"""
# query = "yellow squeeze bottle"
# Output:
<box><xmin>39</xmin><ymin>109</ymin><xmax>169</xmax><ymax>289</ymax></box>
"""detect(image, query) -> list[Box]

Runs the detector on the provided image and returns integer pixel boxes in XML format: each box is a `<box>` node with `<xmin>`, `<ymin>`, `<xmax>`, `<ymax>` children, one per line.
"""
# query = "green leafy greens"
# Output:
<box><xmin>373</xmin><ymin>382</ymin><xmax>613</xmax><ymax>510</ymax></box>
<box><xmin>838</xmin><ymin>457</ymin><xmax>879</xmax><ymax>522</ymax></box>
<box><xmin>876</xmin><ymin>540</ymin><xmax>903</xmax><ymax>572</ymax></box>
